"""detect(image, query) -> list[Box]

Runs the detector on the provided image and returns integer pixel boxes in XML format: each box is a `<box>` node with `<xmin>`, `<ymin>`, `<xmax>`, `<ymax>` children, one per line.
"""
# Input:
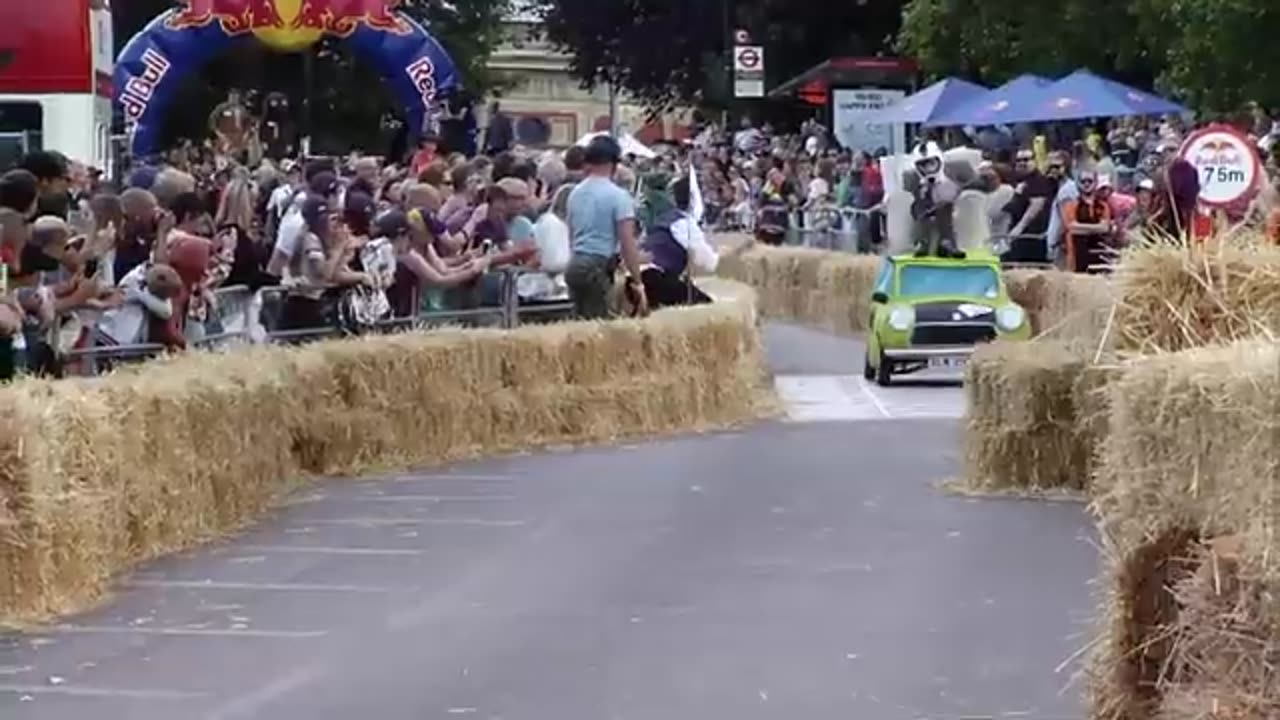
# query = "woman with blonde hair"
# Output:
<box><xmin>215</xmin><ymin>169</ymin><xmax>269</xmax><ymax>289</ymax></box>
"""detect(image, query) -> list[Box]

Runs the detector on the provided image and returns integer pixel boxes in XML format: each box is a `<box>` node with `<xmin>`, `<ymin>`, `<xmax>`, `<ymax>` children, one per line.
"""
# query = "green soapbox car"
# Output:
<box><xmin>864</xmin><ymin>250</ymin><xmax>1031</xmax><ymax>386</ymax></box>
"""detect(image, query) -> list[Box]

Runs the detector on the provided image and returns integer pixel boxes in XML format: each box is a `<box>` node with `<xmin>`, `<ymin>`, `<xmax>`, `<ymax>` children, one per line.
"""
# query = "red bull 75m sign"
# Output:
<box><xmin>114</xmin><ymin>0</ymin><xmax>458</xmax><ymax>156</ymax></box>
<box><xmin>1178</xmin><ymin>124</ymin><xmax>1262</xmax><ymax>209</ymax></box>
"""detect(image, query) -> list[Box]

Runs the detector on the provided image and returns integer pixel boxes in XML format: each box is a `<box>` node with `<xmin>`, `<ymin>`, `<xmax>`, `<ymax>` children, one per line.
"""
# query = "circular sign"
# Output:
<box><xmin>736</xmin><ymin>47</ymin><xmax>761</xmax><ymax>70</ymax></box>
<box><xmin>734</xmin><ymin>29</ymin><xmax>751</xmax><ymax>44</ymax></box>
<box><xmin>1178</xmin><ymin>124</ymin><xmax>1262</xmax><ymax>208</ymax></box>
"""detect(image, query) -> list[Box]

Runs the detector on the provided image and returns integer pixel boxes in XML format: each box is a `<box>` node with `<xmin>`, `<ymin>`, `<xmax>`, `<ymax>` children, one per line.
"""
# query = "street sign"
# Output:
<box><xmin>733</xmin><ymin>45</ymin><xmax>764</xmax><ymax>98</ymax></box>
<box><xmin>1178</xmin><ymin>124</ymin><xmax>1262</xmax><ymax>208</ymax></box>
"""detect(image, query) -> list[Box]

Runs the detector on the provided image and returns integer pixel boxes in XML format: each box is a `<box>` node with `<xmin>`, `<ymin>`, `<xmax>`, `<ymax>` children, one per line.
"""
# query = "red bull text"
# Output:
<box><xmin>119</xmin><ymin>48</ymin><xmax>171</xmax><ymax>129</ymax></box>
<box><xmin>406</xmin><ymin>55</ymin><xmax>437</xmax><ymax>109</ymax></box>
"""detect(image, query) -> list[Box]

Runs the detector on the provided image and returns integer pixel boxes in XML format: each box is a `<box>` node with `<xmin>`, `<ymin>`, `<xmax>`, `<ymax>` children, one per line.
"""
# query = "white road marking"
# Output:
<box><xmin>304</xmin><ymin>517</ymin><xmax>528</xmax><ymax>528</ymax></box>
<box><xmin>0</xmin><ymin>684</ymin><xmax>207</xmax><ymax>700</ymax></box>
<box><xmin>388</xmin><ymin>474</ymin><xmax>516</xmax><ymax>482</ymax></box>
<box><xmin>851</xmin><ymin>377</ymin><xmax>892</xmax><ymax>418</ymax></box>
<box><xmin>47</xmin><ymin>626</ymin><xmax>326</xmax><ymax>639</ymax></box>
<box><xmin>348</xmin><ymin>495</ymin><xmax>516</xmax><ymax>503</ymax></box>
<box><xmin>234</xmin><ymin>545</ymin><xmax>423</xmax><ymax>556</ymax></box>
<box><xmin>772</xmin><ymin>376</ymin><xmax>881</xmax><ymax>422</ymax></box>
<box><xmin>206</xmin><ymin>661</ymin><xmax>330</xmax><ymax>720</ymax></box>
<box><xmin>125</xmin><ymin>580</ymin><xmax>390</xmax><ymax>593</ymax></box>
<box><xmin>774</xmin><ymin>374</ymin><xmax>965</xmax><ymax>422</ymax></box>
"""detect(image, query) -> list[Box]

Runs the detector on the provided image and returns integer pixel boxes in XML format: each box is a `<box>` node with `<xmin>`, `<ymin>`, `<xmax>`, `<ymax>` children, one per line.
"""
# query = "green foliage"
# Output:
<box><xmin>897</xmin><ymin>0</ymin><xmax>1154</xmax><ymax>85</ymax></box>
<box><xmin>536</xmin><ymin>0</ymin><xmax>902</xmax><ymax>110</ymax></box>
<box><xmin>1150</xmin><ymin>0</ymin><xmax>1280</xmax><ymax>112</ymax></box>
<box><xmin>898</xmin><ymin>0</ymin><xmax>1280</xmax><ymax>114</ymax></box>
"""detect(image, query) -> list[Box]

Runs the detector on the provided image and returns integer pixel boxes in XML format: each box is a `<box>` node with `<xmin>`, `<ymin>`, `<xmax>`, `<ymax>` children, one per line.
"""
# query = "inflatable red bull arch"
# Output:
<box><xmin>114</xmin><ymin>0</ymin><xmax>458</xmax><ymax>157</ymax></box>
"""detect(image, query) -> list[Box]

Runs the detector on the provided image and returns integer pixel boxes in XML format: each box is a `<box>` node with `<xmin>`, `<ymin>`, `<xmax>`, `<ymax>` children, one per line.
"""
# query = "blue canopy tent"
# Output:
<box><xmin>863</xmin><ymin>77</ymin><xmax>989</xmax><ymax>124</ymax></box>
<box><xmin>937</xmin><ymin>70</ymin><xmax>1187</xmax><ymax>126</ymax></box>
<box><xmin>924</xmin><ymin>74</ymin><xmax>1052</xmax><ymax>127</ymax></box>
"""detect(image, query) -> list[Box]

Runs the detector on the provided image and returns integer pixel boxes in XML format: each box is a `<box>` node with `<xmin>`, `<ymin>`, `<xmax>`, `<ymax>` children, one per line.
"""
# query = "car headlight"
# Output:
<box><xmin>887</xmin><ymin>305</ymin><xmax>915</xmax><ymax>331</ymax></box>
<box><xmin>996</xmin><ymin>304</ymin><xmax>1026</xmax><ymax>331</ymax></box>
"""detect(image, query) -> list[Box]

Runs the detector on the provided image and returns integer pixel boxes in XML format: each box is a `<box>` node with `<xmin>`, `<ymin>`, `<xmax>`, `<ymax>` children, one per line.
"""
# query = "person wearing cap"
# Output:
<box><xmin>388</xmin><ymin>207</ymin><xmax>489</xmax><ymax>317</ymax></box>
<box><xmin>267</xmin><ymin>170</ymin><xmax>341</xmax><ymax>280</ymax></box>
<box><xmin>279</xmin><ymin>195</ymin><xmax>370</xmax><ymax>333</ymax></box>
<box><xmin>565</xmin><ymin>135</ymin><xmax>647</xmax><ymax>319</ymax></box>
<box><xmin>1061</xmin><ymin>169</ymin><xmax>1113</xmax><ymax>273</ymax></box>
<box><xmin>1124</xmin><ymin>178</ymin><xmax>1158</xmax><ymax>235</ymax></box>
<box><xmin>1097</xmin><ymin>174</ymin><xmax>1136</xmax><ymax>236</ymax></box>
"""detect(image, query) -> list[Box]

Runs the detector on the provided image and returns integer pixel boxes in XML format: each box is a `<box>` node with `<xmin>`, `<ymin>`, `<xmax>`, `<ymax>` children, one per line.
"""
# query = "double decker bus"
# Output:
<box><xmin>0</xmin><ymin>0</ymin><xmax>114</xmax><ymax>173</ymax></box>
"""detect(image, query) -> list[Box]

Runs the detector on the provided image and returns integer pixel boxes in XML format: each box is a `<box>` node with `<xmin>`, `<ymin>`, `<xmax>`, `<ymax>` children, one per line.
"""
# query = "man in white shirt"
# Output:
<box><xmin>633</xmin><ymin>176</ymin><xmax>718</xmax><ymax>309</ymax></box>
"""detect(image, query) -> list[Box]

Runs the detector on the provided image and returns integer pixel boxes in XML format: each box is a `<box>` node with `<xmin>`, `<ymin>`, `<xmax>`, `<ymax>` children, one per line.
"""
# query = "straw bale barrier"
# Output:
<box><xmin>1087</xmin><ymin>340</ymin><xmax>1280</xmax><ymax>719</ymax></box>
<box><xmin>1110</xmin><ymin>240</ymin><xmax>1280</xmax><ymax>353</ymax></box>
<box><xmin>959</xmin><ymin>340</ymin><xmax>1116</xmax><ymax>496</ymax></box>
<box><xmin>1004</xmin><ymin>268</ymin><xmax>1115</xmax><ymax>347</ymax></box>
<box><xmin>715</xmin><ymin>244</ymin><xmax>881</xmax><ymax>333</ymax></box>
<box><xmin>0</xmin><ymin>279</ymin><xmax>769</xmax><ymax>622</ymax></box>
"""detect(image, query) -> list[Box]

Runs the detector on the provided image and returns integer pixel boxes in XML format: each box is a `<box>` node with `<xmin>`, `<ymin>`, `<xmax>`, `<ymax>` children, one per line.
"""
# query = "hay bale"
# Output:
<box><xmin>1091</xmin><ymin>340</ymin><xmax>1280</xmax><ymax>546</ymax></box>
<box><xmin>715</xmin><ymin>243</ymin><xmax>880</xmax><ymax>333</ymax></box>
<box><xmin>961</xmin><ymin>340</ymin><xmax>1109</xmax><ymax>495</ymax></box>
<box><xmin>0</xmin><ymin>280</ymin><xmax>769</xmax><ymax>622</ymax></box>
<box><xmin>1087</xmin><ymin>340</ymin><xmax>1280</xmax><ymax>719</ymax></box>
<box><xmin>1005</xmin><ymin>267</ymin><xmax>1115</xmax><ymax>348</ymax></box>
<box><xmin>1111</xmin><ymin>241</ymin><xmax>1280</xmax><ymax>353</ymax></box>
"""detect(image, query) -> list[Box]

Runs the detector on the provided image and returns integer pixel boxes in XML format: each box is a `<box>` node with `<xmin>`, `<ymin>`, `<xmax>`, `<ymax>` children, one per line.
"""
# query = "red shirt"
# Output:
<box><xmin>411</xmin><ymin>149</ymin><xmax>436</xmax><ymax>177</ymax></box>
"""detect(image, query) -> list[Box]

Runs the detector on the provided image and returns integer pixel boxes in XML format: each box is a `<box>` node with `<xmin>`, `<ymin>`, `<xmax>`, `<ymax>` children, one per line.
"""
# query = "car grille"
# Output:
<box><xmin>910</xmin><ymin>322</ymin><xmax>997</xmax><ymax>346</ymax></box>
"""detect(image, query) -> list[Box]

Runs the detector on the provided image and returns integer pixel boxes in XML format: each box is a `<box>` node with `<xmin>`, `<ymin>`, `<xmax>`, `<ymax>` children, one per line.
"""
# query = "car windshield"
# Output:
<box><xmin>898</xmin><ymin>264</ymin><xmax>1000</xmax><ymax>299</ymax></box>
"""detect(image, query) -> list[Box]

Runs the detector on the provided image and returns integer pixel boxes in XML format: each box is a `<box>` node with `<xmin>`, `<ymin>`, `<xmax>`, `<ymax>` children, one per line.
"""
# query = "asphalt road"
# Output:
<box><xmin>0</xmin><ymin>324</ymin><xmax>1098</xmax><ymax>720</ymax></box>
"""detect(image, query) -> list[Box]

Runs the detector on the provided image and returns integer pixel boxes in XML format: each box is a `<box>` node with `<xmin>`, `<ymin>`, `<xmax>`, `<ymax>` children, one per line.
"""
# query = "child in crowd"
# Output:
<box><xmin>95</xmin><ymin>263</ymin><xmax>182</xmax><ymax>346</ymax></box>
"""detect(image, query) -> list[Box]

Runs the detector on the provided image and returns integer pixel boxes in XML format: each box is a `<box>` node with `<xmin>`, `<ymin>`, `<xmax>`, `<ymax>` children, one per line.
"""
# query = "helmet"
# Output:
<box><xmin>913</xmin><ymin>141</ymin><xmax>944</xmax><ymax>179</ymax></box>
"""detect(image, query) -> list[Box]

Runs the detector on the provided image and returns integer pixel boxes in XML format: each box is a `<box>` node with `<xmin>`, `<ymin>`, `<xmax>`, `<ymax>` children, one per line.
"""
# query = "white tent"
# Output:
<box><xmin>575</xmin><ymin>131</ymin><xmax>657</xmax><ymax>159</ymax></box>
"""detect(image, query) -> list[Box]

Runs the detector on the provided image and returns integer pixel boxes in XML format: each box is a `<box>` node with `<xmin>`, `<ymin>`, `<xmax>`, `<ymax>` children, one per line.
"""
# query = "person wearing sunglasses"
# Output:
<box><xmin>1061</xmin><ymin>170</ymin><xmax>1113</xmax><ymax>274</ymax></box>
<box><xmin>1003</xmin><ymin>150</ymin><xmax>1057</xmax><ymax>263</ymax></box>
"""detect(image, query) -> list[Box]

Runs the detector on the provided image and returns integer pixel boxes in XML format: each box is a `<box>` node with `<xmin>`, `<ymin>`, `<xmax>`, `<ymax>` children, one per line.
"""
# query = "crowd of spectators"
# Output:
<box><xmin>0</xmin><ymin>131</ymin><xmax>723</xmax><ymax>382</ymax></box>
<box><xmin>686</xmin><ymin>110</ymin><xmax>1280</xmax><ymax>269</ymax></box>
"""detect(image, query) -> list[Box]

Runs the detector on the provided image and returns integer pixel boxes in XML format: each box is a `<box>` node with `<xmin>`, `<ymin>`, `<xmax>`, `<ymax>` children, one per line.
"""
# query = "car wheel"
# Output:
<box><xmin>863</xmin><ymin>350</ymin><xmax>875</xmax><ymax>381</ymax></box>
<box><xmin>875</xmin><ymin>350</ymin><xmax>893</xmax><ymax>387</ymax></box>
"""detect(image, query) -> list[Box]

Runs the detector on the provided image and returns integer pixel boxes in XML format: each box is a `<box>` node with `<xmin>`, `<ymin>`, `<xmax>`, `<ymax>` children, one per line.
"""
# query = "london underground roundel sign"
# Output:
<box><xmin>1178</xmin><ymin>124</ymin><xmax>1263</xmax><ymax>208</ymax></box>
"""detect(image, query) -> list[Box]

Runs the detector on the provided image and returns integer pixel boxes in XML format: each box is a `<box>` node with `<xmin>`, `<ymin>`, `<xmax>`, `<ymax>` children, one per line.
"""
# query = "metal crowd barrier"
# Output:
<box><xmin>786</xmin><ymin>207</ymin><xmax>884</xmax><ymax>253</ymax></box>
<box><xmin>64</xmin><ymin>284</ymin><xmax>256</xmax><ymax>375</ymax></box>
<box><xmin>59</xmin><ymin>269</ymin><xmax>575</xmax><ymax>373</ymax></box>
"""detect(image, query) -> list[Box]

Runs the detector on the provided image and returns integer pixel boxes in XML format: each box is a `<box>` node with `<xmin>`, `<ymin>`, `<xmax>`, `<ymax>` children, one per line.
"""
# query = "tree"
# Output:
<box><xmin>896</xmin><ymin>0</ymin><xmax>1280</xmax><ymax>114</ymax></box>
<box><xmin>537</xmin><ymin>0</ymin><xmax>903</xmax><ymax>110</ymax></box>
<box><xmin>1142</xmin><ymin>0</ymin><xmax>1280</xmax><ymax>113</ymax></box>
<box><xmin>539</xmin><ymin>0</ymin><xmax>723</xmax><ymax>108</ymax></box>
<box><xmin>897</xmin><ymin>0</ymin><xmax>1158</xmax><ymax>86</ymax></box>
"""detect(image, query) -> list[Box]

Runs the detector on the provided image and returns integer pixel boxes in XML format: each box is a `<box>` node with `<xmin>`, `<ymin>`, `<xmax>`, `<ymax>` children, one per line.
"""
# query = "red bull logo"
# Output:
<box><xmin>1194</xmin><ymin>138</ymin><xmax>1243</xmax><ymax>166</ymax></box>
<box><xmin>293</xmin><ymin>0</ymin><xmax>412</xmax><ymax>36</ymax></box>
<box><xmin>165</xmin><ymin>0</ymin><xmax>286</xmax><ymax>34</ymax></box>
<box><xmin>165</xmin><ymin>0</ymin><xmax>411</xmax><ymax>47</ymax></box>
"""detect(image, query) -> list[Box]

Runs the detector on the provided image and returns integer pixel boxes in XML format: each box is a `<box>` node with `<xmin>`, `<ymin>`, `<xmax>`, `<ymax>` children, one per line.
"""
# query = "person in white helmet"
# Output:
<box><xmin>908</xmin><ymin>142</ymin><xmax>965</xmax><ymax>258</ymax></box>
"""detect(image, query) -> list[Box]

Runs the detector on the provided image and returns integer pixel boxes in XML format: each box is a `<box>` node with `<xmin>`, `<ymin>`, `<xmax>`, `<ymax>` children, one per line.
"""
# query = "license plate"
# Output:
<box><xmin>928</xmin><ymin>356</ymin><xmax>968</xmax><ymax>370</ymax></box>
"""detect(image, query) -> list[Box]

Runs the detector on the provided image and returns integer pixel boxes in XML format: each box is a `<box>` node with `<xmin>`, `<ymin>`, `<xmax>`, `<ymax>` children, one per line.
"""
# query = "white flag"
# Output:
<box><xmin>689</xmin><ymin>163</ymin><xmax>705</xmax><ymax>224</ymax></box>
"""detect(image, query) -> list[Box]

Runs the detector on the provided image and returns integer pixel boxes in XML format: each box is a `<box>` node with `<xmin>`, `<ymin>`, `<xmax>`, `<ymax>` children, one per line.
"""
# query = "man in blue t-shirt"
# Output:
<box><xmin>565</xmin><ymin>136</ymin><xmax>646</xmax><ymax>319</ymax></box>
